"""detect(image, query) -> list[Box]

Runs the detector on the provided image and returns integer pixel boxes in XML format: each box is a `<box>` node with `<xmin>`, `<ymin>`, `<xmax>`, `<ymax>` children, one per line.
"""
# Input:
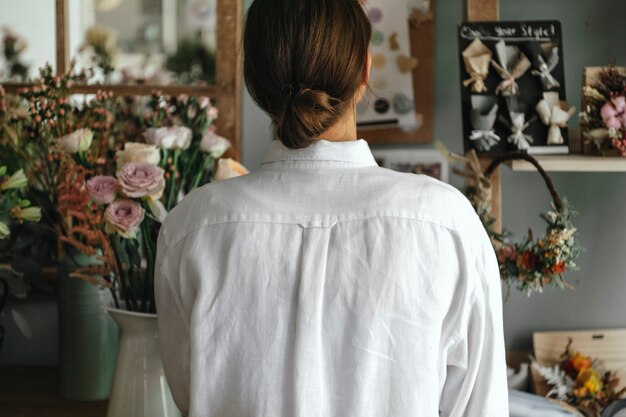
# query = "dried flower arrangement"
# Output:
<box><xmin>1</xmin><ymin>62</ymin><xmax>243</xmax><ymax>313</ymax></box>
<box><xmin>56</xmin><ymin>89</ymin><xmax>239</xmax><ymax>313</ymax></box>
<box><xmin>453</xmin><ymin>150</ymin><xmax>581</xmax><ymax>296</ymax></box>
<box><xmin>532</xmin><ymin>339</ymin><xmax>626</xmax><ymax>417</ymax></box>
<box><xmin>580</xmin><ymin>66</ymin><xmax>626</xmax><ymax>156</ymax></box>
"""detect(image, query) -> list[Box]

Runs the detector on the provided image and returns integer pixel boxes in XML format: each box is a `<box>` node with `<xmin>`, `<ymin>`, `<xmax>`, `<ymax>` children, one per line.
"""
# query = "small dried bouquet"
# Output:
<box><xmin>532</xmin><ymin>339</ymin><xmax>626</xmax><ymax>416</ymax></box>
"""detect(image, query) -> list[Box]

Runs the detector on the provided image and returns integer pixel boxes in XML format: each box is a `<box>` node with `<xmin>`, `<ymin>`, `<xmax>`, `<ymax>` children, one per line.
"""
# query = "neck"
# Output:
<box><xmin>314</xmin><ymin>106</ymin><xmax>358</xmax><ymax>142</ymax></box>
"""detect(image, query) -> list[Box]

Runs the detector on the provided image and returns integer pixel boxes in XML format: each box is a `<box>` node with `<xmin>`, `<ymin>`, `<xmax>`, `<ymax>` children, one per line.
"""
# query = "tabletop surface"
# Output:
<box><xmin>0</xmin><ymin>367</ymin><xmax>107</xmax><ymax>417</ymax></box>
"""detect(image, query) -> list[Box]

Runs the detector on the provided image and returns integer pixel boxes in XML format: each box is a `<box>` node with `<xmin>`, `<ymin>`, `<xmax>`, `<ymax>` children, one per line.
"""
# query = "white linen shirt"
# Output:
<box><xmin>155</xmin><ymin>139</ymin><xmax>509</xmax><ymax>417</ymax></box>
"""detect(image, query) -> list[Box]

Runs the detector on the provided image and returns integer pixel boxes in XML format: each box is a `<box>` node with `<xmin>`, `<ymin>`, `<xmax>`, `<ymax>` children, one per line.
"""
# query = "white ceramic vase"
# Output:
<box><xmin>106</xmin><ymin>306</ymin><xmax>181</xmax><ymax>417</ymax></box>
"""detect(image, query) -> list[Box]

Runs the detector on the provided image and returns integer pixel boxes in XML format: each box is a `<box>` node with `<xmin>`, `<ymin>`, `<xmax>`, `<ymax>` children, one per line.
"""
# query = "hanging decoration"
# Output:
<box><xmin>451</xmin><ymin>150</ymin><xmax>581</xmax><ymax>296</ymax></box>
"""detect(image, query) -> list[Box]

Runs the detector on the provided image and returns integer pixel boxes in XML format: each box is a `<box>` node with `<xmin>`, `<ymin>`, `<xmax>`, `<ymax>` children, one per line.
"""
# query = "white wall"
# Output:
<box><xmin>0</xmin><ymin>0</ymin><xmax>56</xmax><ymax>78</ymax></box>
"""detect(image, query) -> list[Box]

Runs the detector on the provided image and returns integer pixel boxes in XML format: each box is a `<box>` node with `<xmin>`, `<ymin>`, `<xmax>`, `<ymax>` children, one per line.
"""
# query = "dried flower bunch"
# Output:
<box><xmin>532</xmin><ymin>339</ymin><xmax>626</xmax><ymax>417</ymax></box>
<box><xmin>454</xmin><ymin>150</ymin><xmax>581</xmax><ymax>296</ymax></box>
<box><xmin>0</xmin><ymin>65</ymin><xmax>90</xmax><ymax>234</ymax></box>
<box><xmin>581</xmin><ymin>66</ymin><xmax>626</xmax><ymax>156</ymax></box>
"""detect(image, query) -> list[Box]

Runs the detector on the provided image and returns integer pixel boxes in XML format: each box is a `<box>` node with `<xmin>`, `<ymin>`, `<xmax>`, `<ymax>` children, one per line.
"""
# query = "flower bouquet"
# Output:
<box><xmin>532</xmin><ymin>339</ymin><xmax>626</xmax><ymax>417</ymax></box>
<box><xmin>580</xmin><ymin>66</ymin><xmax>626</xmax><ymax>156</ymax></box>
<box><xmin>57</xmin><ymin>91</ymin><xmax>242</xmax><ymax>313</ymax></box>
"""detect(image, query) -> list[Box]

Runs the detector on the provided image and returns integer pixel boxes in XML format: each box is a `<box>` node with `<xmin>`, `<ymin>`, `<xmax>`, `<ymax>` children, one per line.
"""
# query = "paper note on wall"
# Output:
<box><xmin>357</xmin><ymin>0</ymin><xmax>420</xmax><ymax>131</ymax></box>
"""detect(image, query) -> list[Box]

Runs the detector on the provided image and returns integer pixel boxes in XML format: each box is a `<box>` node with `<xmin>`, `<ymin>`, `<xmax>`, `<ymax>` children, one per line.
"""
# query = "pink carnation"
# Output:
<box><xmin>104</xmin><ymin>200</ymin><xmax>145</xmax><ymax>237</ymax></box>
<box><xmin>87</xmin><ymin>176</ymin><xmax>118</xmax><ymax>205</ymax></box>
<box><xmin>117</xmin><ymin>162</ymin><xmax>165</xmax><ymax>199</ymax></box>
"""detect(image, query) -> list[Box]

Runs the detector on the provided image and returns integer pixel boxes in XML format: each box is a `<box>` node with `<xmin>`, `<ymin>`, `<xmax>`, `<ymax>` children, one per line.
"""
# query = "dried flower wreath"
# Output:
<box><xmin>453</xmin><ymin>150</ymin><xmax>581</xmax><ymax>296</ymax></box>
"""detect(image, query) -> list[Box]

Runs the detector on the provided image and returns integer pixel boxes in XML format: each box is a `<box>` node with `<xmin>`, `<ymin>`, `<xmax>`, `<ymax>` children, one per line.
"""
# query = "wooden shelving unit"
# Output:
<box><xmin>508</xmin><ymin>155</ymin><xmax>626</xmax><ymax>172</ymax></box>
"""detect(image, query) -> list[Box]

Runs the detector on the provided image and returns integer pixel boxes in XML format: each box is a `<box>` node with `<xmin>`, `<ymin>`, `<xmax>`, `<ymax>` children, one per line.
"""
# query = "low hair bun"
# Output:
<box><xmin>243</xmin><ymin>0</ymin><xmax>372</xmax><ymax>150</ymax></box>
<box><xmin>276</xmin><ymin>87</ymin><xmax>342</xmax><ymax>149</ymax></box>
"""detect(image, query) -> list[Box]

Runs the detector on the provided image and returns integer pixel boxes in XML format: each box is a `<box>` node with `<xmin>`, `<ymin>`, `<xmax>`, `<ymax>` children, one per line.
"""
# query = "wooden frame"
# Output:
<box><xmin>464</xmin><ymin>0</ymin><xmax>502</xmax><ymax>233</ymax></box>
<box><xmin>357</xmin><ymin>0</ymin><xmax>436</xmax><ymax>145</ymax></box>
<box><xmin>1</xmin><ymin>0</ymin><xmax>243</xmax><ymax>161</ymax></box>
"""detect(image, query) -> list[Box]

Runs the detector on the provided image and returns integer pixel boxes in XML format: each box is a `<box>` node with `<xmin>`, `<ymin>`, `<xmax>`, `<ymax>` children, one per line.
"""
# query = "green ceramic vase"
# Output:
<box><xmin>58</xmin><ymin>250</ymin><xmax>119</xmax><ymax>401</ymax></box>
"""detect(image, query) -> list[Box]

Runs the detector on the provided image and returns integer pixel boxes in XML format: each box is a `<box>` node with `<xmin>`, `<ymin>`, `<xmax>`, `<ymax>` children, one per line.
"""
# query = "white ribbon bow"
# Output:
<box><xmin>470</xmin><ymin>129</ymin><xmax>500</xmax><ymax>151</ymax></box>
<box><xmin>507</xmin><ymin>112</ymin><xmax>534</xmax><ymax>150</ymax></box>
<box><xmin>536</xmin><ymin>92</ymin><xmax>576</xmax><ymax>145</ymax></box>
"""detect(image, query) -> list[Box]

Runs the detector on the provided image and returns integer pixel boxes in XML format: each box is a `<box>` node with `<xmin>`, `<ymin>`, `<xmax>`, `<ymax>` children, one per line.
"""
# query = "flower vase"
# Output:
<box><xmin>106</xmin><ymin>306</ymin><xmax>181</xmax><ymax>417</ymax></box>
<box><xmin>59</xmin><ymin>250</ymin><xmax>119</xmax><ymax>400</ymax></box>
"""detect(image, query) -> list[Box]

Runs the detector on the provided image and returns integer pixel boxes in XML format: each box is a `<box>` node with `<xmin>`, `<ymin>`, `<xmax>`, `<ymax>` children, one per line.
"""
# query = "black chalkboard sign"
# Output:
<box><xmin>458</xmin><ymin>21</ymin><xmax>569</xmax><ymax>156</ymax></box>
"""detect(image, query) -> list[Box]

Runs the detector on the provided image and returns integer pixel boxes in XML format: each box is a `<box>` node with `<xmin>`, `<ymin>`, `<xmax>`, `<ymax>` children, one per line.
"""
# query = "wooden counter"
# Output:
<box><xmin>0</xmin><ymin>368</ymin><xmax>107</xmax><ymax>417</ymax></box>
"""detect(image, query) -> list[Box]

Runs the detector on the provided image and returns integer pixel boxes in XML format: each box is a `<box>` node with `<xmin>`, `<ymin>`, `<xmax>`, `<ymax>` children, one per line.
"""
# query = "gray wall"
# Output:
<box><xmin>242</xmin><ymin>0</ymin><xmax>626</xmax><ymax>351</ymax></box>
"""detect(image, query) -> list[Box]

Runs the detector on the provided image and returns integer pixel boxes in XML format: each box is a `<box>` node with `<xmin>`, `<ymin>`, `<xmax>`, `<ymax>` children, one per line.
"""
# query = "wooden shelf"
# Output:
<box><xmin>507</xmin><ymin>155</ymin><xmax>626</xmax><ymax>172</ymax></box>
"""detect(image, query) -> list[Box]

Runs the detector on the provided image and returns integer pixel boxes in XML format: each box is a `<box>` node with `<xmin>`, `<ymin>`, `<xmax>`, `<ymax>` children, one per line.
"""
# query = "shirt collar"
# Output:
<box><xmin>261</xmin><ymin>139</ymin><xmax>378</xmax><ymax>167</ymax></box>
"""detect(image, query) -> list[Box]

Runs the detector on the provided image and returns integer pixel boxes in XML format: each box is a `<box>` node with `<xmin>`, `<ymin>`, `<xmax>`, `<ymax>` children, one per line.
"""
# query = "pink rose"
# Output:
<box><xmin>117</xmin><ymin>162</ymin><xmax>165</xmax><ymax>199</ymax></box>
<box><xmin>87</xmin><ymin>175</ymin><xmax>118</xmax><ymax>204</ymax></box>
<box><xmin>143</xmin><ymin>126</ymin><xmax>192</xmax><ymax>150</ymax></box>
<box><xmin>601</xmin><ymin>96</ymin><xmax>626</xmax><ymax>130</ymax></box>
<box><xmin>104</xmin><ymin>200</ymin><xmax>145</xmax><ymax>238</ymax></box>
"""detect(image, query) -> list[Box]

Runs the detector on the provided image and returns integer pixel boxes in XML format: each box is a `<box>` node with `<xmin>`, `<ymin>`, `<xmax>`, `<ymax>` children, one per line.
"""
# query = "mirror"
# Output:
<box><xmin>69</xmin><ymin>0</ymin><xmax>217</xmax><ymax>86</ymax></box>
<box><xmin>0</xmin><ymin>0</ymin><xmax>56</xmax><ymax>82</ymax></box>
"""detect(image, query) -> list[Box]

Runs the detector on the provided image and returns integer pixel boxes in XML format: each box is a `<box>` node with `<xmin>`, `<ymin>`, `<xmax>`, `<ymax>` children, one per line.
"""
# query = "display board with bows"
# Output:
<box><xmin>458</xmin><ymin>21</ymin><xmax>574</xmax><ymax>156</ymax></box>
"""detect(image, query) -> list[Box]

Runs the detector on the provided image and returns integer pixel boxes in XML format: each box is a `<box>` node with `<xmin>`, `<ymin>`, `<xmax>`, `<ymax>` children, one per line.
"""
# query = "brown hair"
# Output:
<box><xmin>243</xmin><ymin>0</ymin><xmax>372</xmax><ymax>149</ymax></box>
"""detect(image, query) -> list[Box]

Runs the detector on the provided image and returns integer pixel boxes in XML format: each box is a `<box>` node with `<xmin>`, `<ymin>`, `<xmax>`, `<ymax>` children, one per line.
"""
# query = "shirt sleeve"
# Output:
<box><xmin>155</xmin><ymin>235</ymin><xmax>191</xmax><ymax>416</ymax></box>
<box><xmin>439</xmin><ymin>221</ymin><xmax>509</xmax><ymax>417</ymax></box>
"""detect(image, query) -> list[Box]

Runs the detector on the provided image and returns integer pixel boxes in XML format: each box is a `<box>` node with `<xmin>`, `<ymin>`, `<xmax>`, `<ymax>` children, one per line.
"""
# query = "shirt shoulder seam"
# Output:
<box><xmin>160</xmin><ymin>213</ymin><xmax>472</xmax><ymax>256</ymax></box>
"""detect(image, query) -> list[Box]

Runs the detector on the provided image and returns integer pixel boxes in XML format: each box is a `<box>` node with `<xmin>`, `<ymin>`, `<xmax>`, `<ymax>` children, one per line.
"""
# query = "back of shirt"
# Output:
<box><xmin>155</xmin><ymin>139</ymin><xmax>508</xmax><ymax>417</ymax></box>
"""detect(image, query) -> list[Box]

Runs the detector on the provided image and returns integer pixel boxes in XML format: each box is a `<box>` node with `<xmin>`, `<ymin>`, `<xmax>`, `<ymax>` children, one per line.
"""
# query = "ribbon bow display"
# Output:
<box><xmin>462</xmin><ymin>39</ymin><xmax>492</xmax><ymax>93</ymax></box>
<box><xmin>535</xmin><ymin>92</ymin><xmax>576</xmax><ymax>145</ymax></box>
<box><xmin>490</xmin><ymin>40</ymin><xmax>531</xmax><ymax>96</ymax></box>
<box><xmin>528</xmin><ymin>44</ymin><xmax>560</xmax><ymax>90</ymax></box>
<box><xmin>470</xmin><ymin>96</ymin><xmax>500</xmax><ymax>151</ymax></box>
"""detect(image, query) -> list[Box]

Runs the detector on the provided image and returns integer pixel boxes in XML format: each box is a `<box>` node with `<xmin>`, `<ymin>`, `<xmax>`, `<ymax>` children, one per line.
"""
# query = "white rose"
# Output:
<box><xmin>214</xmin><ymin>158</ymin><xmax>249</xmax><ymax>181</ymax></box>
<box><xmin>116</xmin><ymin>142</ymin><xmax>161</xmax><ymax>169</ymax></box>
<box><xmin>200</xmin><ymin>130</ymin><xmax>231</xmax><ymax>159</ymax></box>
<box><xmin>143</xmin><ymin>126</ymin><xmax>192</xmax><ymax>150</ymax></box>
<box><xmin>57</xmin><ymin>129</ymin><xmax>93</xmax><ymax>154</ymax></box>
